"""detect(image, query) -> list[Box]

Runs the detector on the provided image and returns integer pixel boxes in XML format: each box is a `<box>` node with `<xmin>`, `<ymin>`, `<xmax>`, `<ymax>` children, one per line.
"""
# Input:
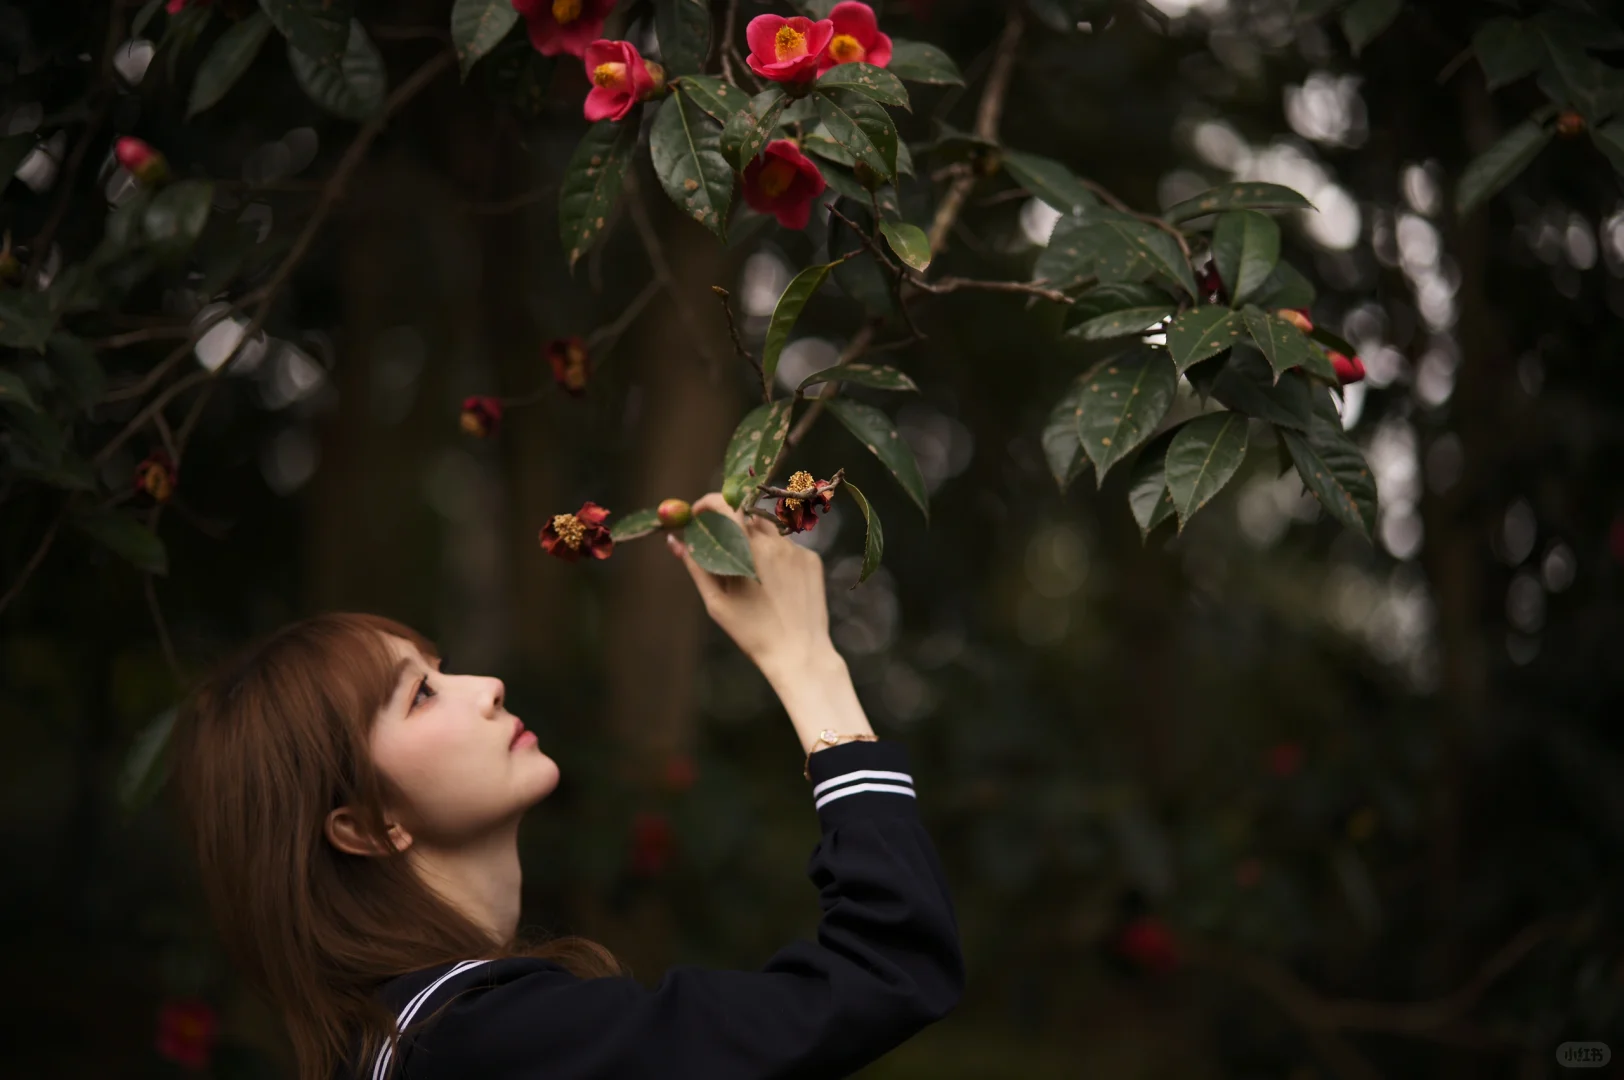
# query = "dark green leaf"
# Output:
<box><xmin>878</xmin><ymin>220</ymin><xmax>931</xmax><ymax>271</ymax></box>
<box><xmin>814</xmin><ymin>89</ymin><xmax>898</xmax><ymax>179</ymax></box>
<box><xmin>0</xmin><ymin>290</ymin><xmax>58</xmax><ymax>351</ymax></box>
<box><xmin>74</xmin><ymin>508</ymin><xmax>169</xmax><ymax>574</ymax></box>
<box><xmin>47</xmin><ymin>333</ymin><xmax>106</xmax><ymax>411</ymax></box>
<box><xmin>1250</xmin><ymin>259</ymin><xmax>1317</xmax><ymax>310</ymax></box>
<box><xmin>1457</xmin><ymin>119</ymin><xmax>1551</xmax><ymax>215</ymax></box>
<box><xmin>0</xmin><ymin>369</ymin><xmax>38</xmax><ymax>411</ymax></box>
<box><xmin>1064</xmin><ymin>283</ymin><xmax>1175</xmax><ymax>341</ymax></box>
<box><xmin>798</xmin><ymin>363</ymin><xmax>918</xmax><ymax>393</ymax></box>
<box><xmin>259</xmin><ymin>0</ymin><xmax>351</xmax><ymax>59</ymax></box>
<box><xmin>1340</xmin><ymin>0</ymin><xmax>1401</xmax><ymax>55</ymax></box>
<box><xmin>826</xmin><ymin>399</ymin><xmax>929</xmax><ymax>520</ymax></box>
<box><xmin>1280</xmin><ymin>412</ymin><xmax>1377</xmax><ymax>538</ymax></box>
<box><xmin>1002</xmin><ymin>150</ymin><xmax>1100</xmax><ymax>216</ymax></box>
<box><xmin>1308</xmin><ymin>324</ymin><xmax>1358</xmax><ymax>359</ymax></box>
<box><xmin>118</xmin><ymin>708</ymin><xmax>177</xmax><ymax>812</ymax></box>
<box><xmin>721</xmin><ymin>401</ymin><xmax>795</xmax><ymax>506</ymax></box>
<box><xmin>764</xmin><ymin>262</ymin><xmax>836</xmax><ymax>391</ymax></box>
<box><xmin>816</xmin><ymin>63</ymin><xmax>910</xmax><ymax>109</ymax></box>
<box><xmin>1166</xmin><ymin>306</ymin><xmax>1246</xmax><ymax>373</ymax></box>
<box><xmin>674</xmin><ymin>75</ymin><xmax>744</xmax><ymax>123</ymax></box>
<box><xmin>1244</xmin><ymin>305</ymin><xmax>1329</xmax><ymax>383</ymax></box>
<box><xmin>609</xmin><ymin>507</ymin><xmax>662</xmax><ymax>542</ymax></box>
<box><xmin>132</xmin><ymin>0</ymin><xmax>165</xmax><ymax>38</ymax></box>
<box><xmin>559</xmin><ymin>116</ymin><xmax>639</xmax><ymax>271</ymax></box>
<box><xmin>1593</xmin><ymin>121</ymin><xmax>1624</xmax><ymax>175</ymax></box>
<box><xmin>1041</xmin><ymin>374</ymin><xmax>1092</xmax><ymax>493</ymax></box>
<box><xmin>189</xmin><ymin>11</ymin><xmax>273</xmax><ymax>116</ymax></box>
<box><xmin>1212</xmin><ymin>346</ymin><xmax>1312</xmax><ymax>431</ymax></box>
<box><xmin>686</xmin><ymin>510</ymin><xmax>758</xmax><ymax>579</ymax></box>
<box><xmin>915</xmin><ymin>125</ymin><xmax>997</xmax><ymax>167</ymax></box>
<box><xmin>802</xmin><ymin>130</ymin><xmax>856</xmax><ymax>168</ymax></box>
<box><xmin>721</xmin><ymin>87</ymin><xmax>788</xmax><ymax>172</ymax></box>
<box><xmin>1473</xmin><ymin>17</ymin><xmax>1539</xmax><ymax>91</ymax></box>
<box><xmin>1163</xmin><ymin>182</ymin><xmax>1315</xmax><ymax>224</ymax></box>
<box><xmin>1076</xmin><ymin>348</ymin><xmax>1180</xmax><ymax>483</ymax></box>
<box><xmin>1127</xmin><ymin>431</ymin><xmax>1176</xmax><ymax>537</ymax></box>
<box><xmin>886</xmin><ymin>39</ymin><xmax>964</xmax><ymax>85</ymax></box>
<box><xmin>143</xmin><ymin>179</ymin><xmax>214</xmax><ymax>257</ymax></box>
<box><xmin>1104</xmin><ymin>219</ymin><xmax>1199</xmax><ymax>298</ymax></box>
<box><xmin>1165</xmin><ymin>411</ymin><xmax>1249</xmax><ymax>529</ymax></box>
<box><xmin>1295</xmin><ymin>0</ymin><xmax>1348</xmax><ymax>17</ymax></box>
<box><xmin>655</xmin><ymin>0</ymin><xmax>712</xmax><ymax>76</ymax></box>
<box><xmin>289</xmin><ymin>20</ymin><xmax>386</xmax><ymax>121</ymax></box>
<box><xmin>650</xmin><ymin>89</ymin><xmax>734</xmax><ymax>239</ymax></box>
<box><xmin>842</xmin><ymin>481</ymin><xmax>885</xmax><ymax>587</ymax></box>
<box><xmin>1212</xmin><ymin>210</ymin><xmax>1281</xmax><ymax>305</ymax></box>
<box><xmin>451</xmin><ymin>0</ymin><xmax>520</xmax><ymax>79</ymax></box>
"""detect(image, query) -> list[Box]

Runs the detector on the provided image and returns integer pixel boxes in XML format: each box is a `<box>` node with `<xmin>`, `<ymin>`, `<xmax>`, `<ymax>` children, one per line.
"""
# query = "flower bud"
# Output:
<box><xmin>459</xmin><ymin>395</ymin><xmax>502</xmax><ymax>438</ymax></box>
<box><xmin>1275</xmin><ymin>308</ymin><xmax>1313</xmax><ymax>333</ymax></box>
<box><xmin>114</xmin><ymin>136</ymin><xmax>168</xmax><ymax>187</ymax></box>
<box><xmin>641</xmin><ymin>60</ymin><xmax>667</xmax><ymax>97</ymax></box>
<box><xmin>134</xmin><ymin>451</ymin><xmax>178</xmax><ymax>504</ymax></box>
<box><xmin>656</xmin><ymin>498</ymin><xmax>692</xmax><ymax>528</ymax></box>
<box><xmin>721</xmin><ymin>473</ymin><xmax>748</xmax><ymax>509</ymax></box>
<box><xmin>1556</xmin><ymin>110</ymin><xmax>1585</xmax><ymax>138</ymax></box>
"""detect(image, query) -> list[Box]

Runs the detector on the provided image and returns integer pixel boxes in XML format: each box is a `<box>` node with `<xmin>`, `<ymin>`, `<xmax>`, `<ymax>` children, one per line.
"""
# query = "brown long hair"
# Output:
<box><xmin>169</xmin><ymin>613</ymin><xmax>622</xmax><ymax>1080</ymax></box>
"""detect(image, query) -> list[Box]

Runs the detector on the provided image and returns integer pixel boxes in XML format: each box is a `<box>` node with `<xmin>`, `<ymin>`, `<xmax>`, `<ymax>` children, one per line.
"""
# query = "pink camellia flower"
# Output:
<box><xmin>1328</xmin><ymin>350</ymin><xmax>1366</xmax><ymax>385</ymax></box>
<box><xmin>745</xmin><ymin>14</ymin><xmax>834</xmax><ymax>84</ymax></box>
<box><xmin>1276</xmin><ymin>308</ymin><xmax>1313</xmax><ymax>333</ymax></box>
<box><xmin>818</xmin><ymin>2</ymin><xmax>893</xmax><ymax>73</ymax></box>
<box><xmin>540</xmin><ymin>502</ymin><xmax>614</xmax><ymax>561</ymax></box>
<box><xmin>581</xmin><ymin>39</ymin><xmax>655</xmax><ymax>122</ymax></box>
<box><xmin>512</xmin><ymin>0</ymin><xmax>616</xmax><ymax>58</ymax></box>
<box><xmin>155</xmin><ymin>998</ymin><xmax>217</xmax><ymax>1071</ymax></box>
<box><xmin>114</xmin><ymin>137</ymin><xmax>168</xmax><ymax>186</ymax></box>
<box><xmin>742</xmin><ymin>140</ymin><xmax>827</xmax><ymax>230</ymax></box>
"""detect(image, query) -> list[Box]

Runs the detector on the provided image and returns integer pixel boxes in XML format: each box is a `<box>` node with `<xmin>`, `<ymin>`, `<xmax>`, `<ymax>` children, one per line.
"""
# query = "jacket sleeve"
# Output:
<box><xmin>410</xmin><ymin>740</ymin><xmax>964</xmax><ymax>1080</ymax></box>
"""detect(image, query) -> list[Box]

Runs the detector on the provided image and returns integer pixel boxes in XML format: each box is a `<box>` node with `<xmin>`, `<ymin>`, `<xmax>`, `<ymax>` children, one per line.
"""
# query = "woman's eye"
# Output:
<box><xmin>412</xmin><ymin>679</ymin><xmax>435</xmax><ymax>709</ymax></box>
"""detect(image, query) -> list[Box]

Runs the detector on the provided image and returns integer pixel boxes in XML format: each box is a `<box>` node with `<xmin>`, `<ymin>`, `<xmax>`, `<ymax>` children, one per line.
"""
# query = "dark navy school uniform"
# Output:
<box><xmin>352</xmin><ymin>740</ymin><xmax>964</xmax><ymax>1080</ymax></box>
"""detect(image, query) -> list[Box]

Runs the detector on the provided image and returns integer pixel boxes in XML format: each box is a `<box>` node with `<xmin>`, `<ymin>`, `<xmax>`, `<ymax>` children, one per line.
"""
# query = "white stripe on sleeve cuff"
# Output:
<box><xmin>812</xmin><ymin>768</ymin><xmax>916</xmax><ymax>810</ymax></box>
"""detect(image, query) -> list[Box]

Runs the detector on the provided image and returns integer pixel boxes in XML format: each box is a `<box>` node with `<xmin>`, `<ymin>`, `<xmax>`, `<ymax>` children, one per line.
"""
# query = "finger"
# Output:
<box><xmin>666</xmin><ymin>532</ymin><xmax>728</xmax><ymax>607</ymax></box>
<box><xmin>690</xmin><ymin>491</ymin><xmax>741</xmax><ymax>524</ymax></box>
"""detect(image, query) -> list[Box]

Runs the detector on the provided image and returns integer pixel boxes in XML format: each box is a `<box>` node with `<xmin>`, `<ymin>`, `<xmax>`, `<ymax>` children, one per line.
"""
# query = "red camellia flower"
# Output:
<box><xmin>818</xmin><ymin>2</ymin><xmax>893</xmax><ymax>74</ymax></box>
<box><xmin>460</xmin><ymin>395</ymin><xmax>503</xmax><ymax>438</ymax></box>
<box><xmin>581</xmin><ymin>39</ymin><xmax>655</xmax><ymax>123</ymax></box>
<box><xmin>743</xmin><ymin>140</ymin><xmax>827</xmax><ymax>230</ymax></box>
<box><xmin>1556</xmin><ymin>110</ymin><xmax>1585</xmax><ymax>138</ymax></box>
<box><xmin>630</xmin><ymin>811</ymin><xmax>675</xmax><ymax>876</ymax></box>
<box><xmin>114</xmin><ymin>137</ymin><xmax>168</xmax><ymax>186</ymax></box>
<box><xmin>155</xmin><ymin>998</ymin><xmax>218</xmax><ymax>1071</ymax></box>
<box><xmin>1196</xmin><ymin>260</ymin><xmax>1225</xmax><ymax>304</ymax></box>
<box><xmin>775</xmin><ymin>470</ymin><xmax>835</xmax><ymax>533</ymax></box>
<box><xmin>134</xmin><ymin>450</ymin><xmax>177</xmax><ymax>504</ymax></box>
<box><xmin>166</xmin><ymin>0</ymin><xmax>210</xmax><ymax>13</ymax></box>
<box><xmin>1328</xmin><ymin>350</ymin><xmax>1366</xmax><ymax>385</ymax></box>
<box><xmin>547</xmin><ymin>336</ymin><xmax>591</xmax><ymax>395</ymax></box>
<box><xmin>745</xmin><ymin>14</ymin><xmax>835</xmax><ymax>84</ymax></box>
<box><xmin>1276</xmin><ymin>307</ymin><xmax>1313</xmax><ymax>333</ymax></box>
<box><xmin>540</xmin><ymin>502</ymin><xmax>614</xmax><ymax>562</ymax></box>
<box><xmin>512</xmin><ymin>0</ymin><xmax>616</xmax><ymax>58</ymax></box>
<box><xmin>1267</xmin><ymin>741</ymin><xmax>1303</xmax><ymax>778</ymax></box>
<box><xmin>1115</xmin><ymin>916</ymin><xmax>1179</xmax><ymax>974</ymax></box>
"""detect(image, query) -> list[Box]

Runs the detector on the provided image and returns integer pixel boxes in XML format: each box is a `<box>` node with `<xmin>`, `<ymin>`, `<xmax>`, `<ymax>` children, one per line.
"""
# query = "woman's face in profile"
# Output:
<box><xmin>370</xmin><ymin>635</ymin><xmax>559</xmax><ymax>844</ymax></box>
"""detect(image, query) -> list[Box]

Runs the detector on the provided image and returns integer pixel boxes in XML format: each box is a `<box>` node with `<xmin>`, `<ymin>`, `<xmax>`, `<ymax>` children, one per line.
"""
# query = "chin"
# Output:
<box><xmin>522</xmin><ymin>751</ymin><xmax>562</xmax><ymax>803</ymax></box>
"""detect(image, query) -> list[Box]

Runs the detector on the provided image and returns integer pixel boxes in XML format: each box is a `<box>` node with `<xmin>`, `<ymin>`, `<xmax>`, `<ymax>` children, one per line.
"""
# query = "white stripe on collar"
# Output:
<box><xmin>373</xmin><ymin>959</ymin><xmax>492</xmax><ymax>1080</ymax></box>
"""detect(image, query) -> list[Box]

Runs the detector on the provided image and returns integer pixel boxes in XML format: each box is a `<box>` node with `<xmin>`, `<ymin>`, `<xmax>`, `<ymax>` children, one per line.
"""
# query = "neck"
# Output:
<box><xmin>406</xmin><ymin>818</ymin><xmax>524</xmax><ymax>948</ymax></box>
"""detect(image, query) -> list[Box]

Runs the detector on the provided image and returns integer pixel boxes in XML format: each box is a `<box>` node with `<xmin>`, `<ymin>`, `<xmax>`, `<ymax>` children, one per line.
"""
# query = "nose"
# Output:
<box><xmin>484</xmin><ymin>677</ymin><xmax>505</xmax><ymax>715</ymax></box>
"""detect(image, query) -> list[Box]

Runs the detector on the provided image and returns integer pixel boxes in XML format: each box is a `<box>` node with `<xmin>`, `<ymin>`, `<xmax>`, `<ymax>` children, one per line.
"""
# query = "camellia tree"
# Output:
<box><xmin>0</xmin><ymin>0</ymin><xmax>1398</xmax><ymax>612</ymax></box>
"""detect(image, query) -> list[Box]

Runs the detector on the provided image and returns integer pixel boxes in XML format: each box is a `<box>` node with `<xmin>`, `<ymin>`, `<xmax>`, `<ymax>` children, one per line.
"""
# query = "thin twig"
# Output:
<box><xmin>97</xmin><ymin>291</ymin><xmax>262</xmax><ymax>406</ymax></box>
<box><xmin>625</xmin><ymin>172</ymin><xmax>726</xmax><ymax>373</ymax></box>
<box><xmin>911</xmin><ymin>275</ymin><xmax>1072</xmax><ymax>304</ymax></box>
<box><xmin>719</xmin><ymin>0</ymin><xmax>741</xmax><ymax>86</ymax></box>
<box><xmin>0</xmin><ymin>515</ymin><xmax>61</xmax><ymax>619</ymax></box>
<box><xmin>709</xmin><ymin>286</ymin><xmax>766</xmax><ymax>393</ymax></box>
<box><xmin>1435</xmin><ymin>45</ymin><xmax>1473</xmax><ymax>85</ymax></box>
<box><xmin>926</xmin><ymin>7</ymin><xmax>1023</xmax><ymax>254</ymax></box>
<box><xmin>1078</xmin><ymin>177</ymin><xmax>1192</xmax><ymax>260</ymax></box>
<box><xmin>585</xmin><ymin>277</ymin><xmax>663</xmax><ymax>353</ymax></box>
<box><xmin>93</xmin><ymin>325</ymin><xmax>194</xmax><ymax>350</ymax></box>
<box><xmin>458</xmin><ymin>183</ymin><xmax>557</xmax><ymax>216</ymax></box>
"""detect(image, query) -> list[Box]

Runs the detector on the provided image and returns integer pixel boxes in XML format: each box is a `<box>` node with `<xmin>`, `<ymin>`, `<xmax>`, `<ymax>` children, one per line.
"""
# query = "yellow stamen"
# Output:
<box><xmin>459</xmin><ymin>411</ymin><xmax>485</xmax><ymax>436</ymax></box>
<box><xmin>773</xmin><ymin>24</ymin><xmax>807</xmax><ymax>61</ymax></box>
<box><xmin>782</xmin><ymin>469</ymin><xmax>815</xmax><ymax>511</ymax></box>
<box><xmin>828</xmin><ymin>34</ymin><xmax>864</xmax><ymax>63</ymax></box>
<box><xmin>552</xmin><ymin>513</ymin><xmax>586</xmax><ymax>549</ymax></box>
<box><xmin>552</xmin><ymin>0</ymin><xmax>582</xmax><ymax>23</ymax></box>
<box><xmin>757</xmin><ymin>159</ymin><xmax>797</xmax><ymax>198</ymax></box>
<box><xmin>592</xmin><ymin>62</ymin><xmax>627</xmax><ymax>90</ymax></box>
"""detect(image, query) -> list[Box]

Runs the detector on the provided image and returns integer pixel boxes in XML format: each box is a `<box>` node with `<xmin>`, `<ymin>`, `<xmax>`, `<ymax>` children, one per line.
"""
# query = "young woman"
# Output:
<box><xmin>170</xmin><ymin>492</ymin><xmax>963</xmax><ymax>1080</ymax></box>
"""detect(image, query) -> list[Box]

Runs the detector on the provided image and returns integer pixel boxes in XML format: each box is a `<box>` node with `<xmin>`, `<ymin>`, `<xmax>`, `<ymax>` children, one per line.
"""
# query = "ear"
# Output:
<box><xmin>325</xmin><ymin>806</ymin><xmax>412</xmax><ymax>857</ymax></box>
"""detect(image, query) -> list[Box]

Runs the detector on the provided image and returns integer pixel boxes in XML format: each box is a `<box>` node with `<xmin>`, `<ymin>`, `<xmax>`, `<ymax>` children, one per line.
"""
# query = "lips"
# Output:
<box><xmin>509</xmin><ymin>719</ymin><xmax>527</xmax><ymax>750</ymax></box>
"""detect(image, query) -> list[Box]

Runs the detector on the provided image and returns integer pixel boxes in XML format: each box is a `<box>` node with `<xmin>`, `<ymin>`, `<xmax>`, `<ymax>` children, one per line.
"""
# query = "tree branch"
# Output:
<box><xmin>709</xmin><ymin>286</ymin><xmax>766</xmax><ymax>394</ymax></box>
<box><xmin>0</xmin><ymin>514</ymin><xmax>61</xmax><ymax>619</ymax></box>
<box><xmin>927</xmin><ymin>7</ymin><xmax>1023</xmax><ymax>254</ymax></box>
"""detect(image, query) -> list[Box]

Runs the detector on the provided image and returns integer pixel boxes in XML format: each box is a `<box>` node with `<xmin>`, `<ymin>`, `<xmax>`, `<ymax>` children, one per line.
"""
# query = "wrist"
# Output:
<box><xmin>757</xmin><ymin>641</ymin><xmax>847</xmax><ymax>688</ymax></box>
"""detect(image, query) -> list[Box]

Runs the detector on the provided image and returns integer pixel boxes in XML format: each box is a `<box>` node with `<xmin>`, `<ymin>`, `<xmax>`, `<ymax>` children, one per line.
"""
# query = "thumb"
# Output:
<box><xmin>667</xmin><ymin>531</ymin><xmax>726</xmax><ymax>608</ymax></box>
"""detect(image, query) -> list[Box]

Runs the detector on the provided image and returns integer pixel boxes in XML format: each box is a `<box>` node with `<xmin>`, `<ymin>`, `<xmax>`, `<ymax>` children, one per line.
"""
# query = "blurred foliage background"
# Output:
<box><xmin>3</xmin><ymin>0</ymin><xmax>1624</xmax><ymax>1077</ymax></box>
